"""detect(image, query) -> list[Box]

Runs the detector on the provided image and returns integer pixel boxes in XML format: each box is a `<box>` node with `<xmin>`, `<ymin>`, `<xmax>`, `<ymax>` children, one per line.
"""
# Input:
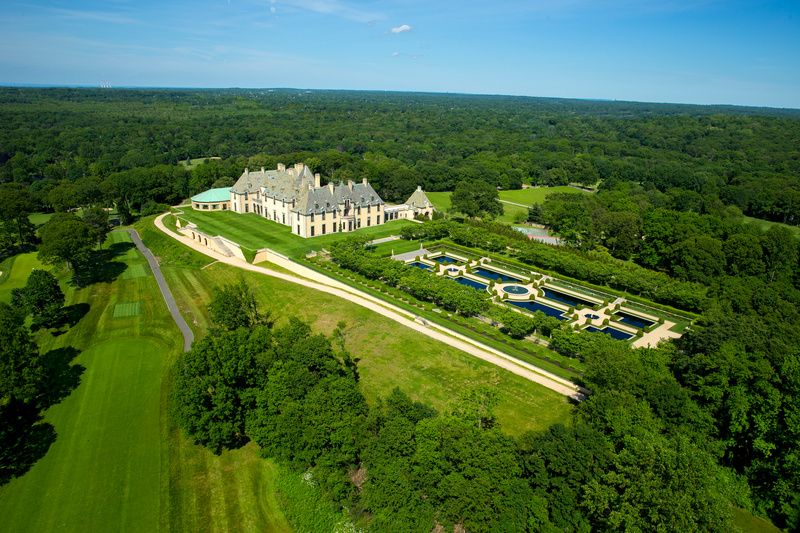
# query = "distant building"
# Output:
<box><xmin>191</xmin><ymin>163</ymin><xmax>434</xmax><ymax>238</ymax></box>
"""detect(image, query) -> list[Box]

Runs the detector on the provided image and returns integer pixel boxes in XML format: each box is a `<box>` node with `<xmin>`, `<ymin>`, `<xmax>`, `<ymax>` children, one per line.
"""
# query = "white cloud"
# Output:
<box><xmin>390</xmin><ymin>24</ymin><xmax>412</xmax><ymax>34</ymax></box>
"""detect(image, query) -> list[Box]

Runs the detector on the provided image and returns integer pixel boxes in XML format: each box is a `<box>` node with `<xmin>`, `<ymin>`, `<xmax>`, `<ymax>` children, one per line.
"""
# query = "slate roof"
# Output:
<box><xmin>230</xmin><ymin>163</ymin><xmax>385</xmax><ymax>216</ymax></box>
<box><xmin>230</xmin><ymin>165</ymin><xmax>315</xmax><ymax>202</ymax></box>
<box><xmin>405</xmin><ymin>186</ymin><xmax>433</xmax><ymax>209</ymax></box>
<box><xmin>295</xmin><ymin>181</ymin><xmax>384</xmax><ymax>215</ymax></box>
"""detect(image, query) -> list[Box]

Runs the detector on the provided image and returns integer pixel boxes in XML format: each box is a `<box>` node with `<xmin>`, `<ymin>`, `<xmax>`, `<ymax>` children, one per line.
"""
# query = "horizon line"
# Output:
<box><xmin>0</xmin><ymin>82</ymin><xmax>797</xmax><ymax>112</ymax></box>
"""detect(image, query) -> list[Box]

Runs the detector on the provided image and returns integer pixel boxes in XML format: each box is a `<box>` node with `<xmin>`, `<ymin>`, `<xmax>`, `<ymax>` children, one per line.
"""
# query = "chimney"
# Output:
<box><xmin>328</xmin><ymin>182</ymin><xmax>334</xmax><ymax>193</ymax></box>
<box><xmin>244</xmin><ymin>167</ymin><xmax>249</xmax><ymax>175</ymax></box>
<box><xmin>347</xmin><ymin>180</ymin><xmax>354</xmax><ymax>191</ymax></box>
<box><xmin>362</xmin><ymin>177</ymin><xmax>368</xmax><ymax>186</ymax></box>
<box><xmin>315</xmin><ymin>173</ymin><xmax>321</xmax><ymax>188</ymax></box>
<box><xmin>277</xmin><ymin>163</ymin><xmax>285</xmax><ymax>172</ymax></box>
<box><xmin>294</xmin><ymin>163</ymin><xmax>304</xmax><ymax>173</ymax></box>
<box><xmin>417</xmin><ymin>185</ymin><xmax>422</xmax><ymax>191</ymax></box>
<box><xmin>261</xmin><ymin>167</ymin><xmax>265</xmax><ymax>173</ymax></box>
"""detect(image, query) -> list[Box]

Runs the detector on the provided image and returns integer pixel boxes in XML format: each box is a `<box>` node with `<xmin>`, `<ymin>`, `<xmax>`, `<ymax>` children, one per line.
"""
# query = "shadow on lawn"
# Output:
<box><xmin>72</xmin><ymin>241</ymin><xmax>134</xmax><ymax>287</ymax></box>
<box><xmin>0</xmin><ymin>401</ymin><xmax>56</xmax><ymax>486</ymax></box>
<box><xmin>0</xmin><ymin>346</ymin><xmax>83</xmax><ymax>486</ymax></box>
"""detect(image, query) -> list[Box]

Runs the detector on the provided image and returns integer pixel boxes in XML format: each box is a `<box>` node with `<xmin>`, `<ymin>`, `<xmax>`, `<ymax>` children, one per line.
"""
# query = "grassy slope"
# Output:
<box><xmin>742</xmin><ymin>215</ymin><xmax>800</xmax><ymax>238</ymax></box>
<box><xmin>137</xmin><ymin>219</ymin><xmax>571</xmax><ymax>435</ymax></box>
<box><xmin>0</xmin><ymin>253</ymin><xmax>47</xmax><ymax>302</ymax></box>
<box><xmin>498</xmin><ymin>186</ymin><xmax>589</xmax><ymax>205</ymax></box>
<box><xmin>175</xmin><ymin>210</ymin><xmax>414</xmax><ymax>259</ymax></box>
<box><xmin>0</xmin><ymin>234</ymin><xmax>184</xmax><ymax>532</ymax></box>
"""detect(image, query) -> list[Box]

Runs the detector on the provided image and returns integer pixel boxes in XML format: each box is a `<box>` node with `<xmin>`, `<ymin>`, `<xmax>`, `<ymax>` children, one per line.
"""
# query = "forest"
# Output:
<box><xmin>0</xmin><ymin>88</ymin><xmax>799</xmax><ymax>225</ymax></box>
<box><xmin>1</xmin><ymin>88</ymin><xmax>800</xmax><ymax>531</ymax></box>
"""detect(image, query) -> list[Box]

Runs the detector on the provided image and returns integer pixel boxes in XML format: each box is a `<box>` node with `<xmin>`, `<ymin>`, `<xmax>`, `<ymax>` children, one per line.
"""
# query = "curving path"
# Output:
<box><xmin>129</xmin><ymin>228</ymin><xmax>194</xmax><ymax>352</ymax></box>
<box><xmin>153</xmin><ymin>214</ymin><xmax>584</xmax><ymax>399</ymax></box>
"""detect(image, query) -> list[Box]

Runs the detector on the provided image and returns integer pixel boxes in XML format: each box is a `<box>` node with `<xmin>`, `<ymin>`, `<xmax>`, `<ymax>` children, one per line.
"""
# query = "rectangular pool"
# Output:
<box><xmin>432</xmin><ymin>254</ymin><xmax>463</xmax><ymax>264</ymax></box>
<box><xmin>585</xmin><ymin>326</ymin><xmax>634</xmax><ymax>341</ymax></box>
<box><xmin>473</xmin><ymin>267</ymin><xmax>521</xmax><ymax>283</ymax></box>
<box><xmin>615</xmin><ymin>311</ymin><xmax>655</xmax><ymax>329</ymax></box>
<box><xmin>542</xmin><ymin>287</ymin><xmax>596</xmax><ymax>309</ymax></box>
<box><xmin>407</xmin><ymin>261</ymin><xmax>432</xmax><ymax>271</ymax></box>
<box><xmin>508</xmin><ymin>300</ymin><xmax>568</xmax><ymax>321</ymax></box>
<box><xmin>452</xmin><ymin>276</ymin><xmax>487</xmax><ymax>291</ymax></box>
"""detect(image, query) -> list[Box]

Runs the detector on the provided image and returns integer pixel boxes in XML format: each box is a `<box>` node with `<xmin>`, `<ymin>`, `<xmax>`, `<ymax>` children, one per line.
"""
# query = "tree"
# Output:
<box><xmin>17</xmin><ymin>270</ymin><xmax>64</xmax><ymax>328</ymax></box>
<box><xmin>0</xmin><ymin>303</ymin><xmax>44</xmax><ymax>405</ymax></box>
<box><xmin>208</xmin><ymin>279</ymin><xmax>270</xmax><ymax>331</ymax></box>
<box><xmin>0</xmin><ymin>183</ymin><xmax>35</xmax><ymax>248</ymax></box>
<box><xmin>82</xmin><ymin>206</ymin><xmax>110</xmax><ymax>247</ymax></box>
<box><xmin>450</xmin><ymin>180</ymin><xmax>503</xmax><ymax>218</ymax></box>
<box><xmin>172</xmin><ymin>327</ymin><xmax>269</xmax><ymax>453</ymax></box>
<box><xmin>37</xmin><ymin>213</ymin><xmax>95</xmax><ymax>282</ymax></box>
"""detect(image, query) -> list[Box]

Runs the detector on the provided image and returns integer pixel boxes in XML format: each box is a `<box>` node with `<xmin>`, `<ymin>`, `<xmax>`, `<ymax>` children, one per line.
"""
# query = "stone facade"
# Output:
<box><xmin>212</xmin><ymin>163</ymin><xmax>433</xmax><ymax>238</ymax></box>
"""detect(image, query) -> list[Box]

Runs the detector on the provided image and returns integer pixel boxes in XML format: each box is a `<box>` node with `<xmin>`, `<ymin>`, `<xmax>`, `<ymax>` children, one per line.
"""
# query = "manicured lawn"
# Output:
<box><xmin>137</xmin><ymin>218</ymin><xmax>572</xmax><ymax>436</ymax></box>
<box><xmin>426</xmin><ymin>191</ymin><xmax>452</xmax><ymax>211</ymax></box>
<box><xmin>29</xmin><ymin>212</ymin><xmax>54</xmax><ymax>227</ymax></box>
<box><xmin>0</xmin><ymin>232</ymin><xmax>187</xmax><ymax>532</ymax></box>
<box><xmin>175</xmin><ymin>209</ymin><xmax>414</xmax><ymax>259</ymax></box>
<box><xmin>427</xmin><ymin>187</ymin><xmax>587</xmax><ymax>224</ymax></box>
<box><xmin>742</xmin><ymin>215</ymin><xmax>800</xmax><ymax>238</ymax></box>
<box><xmin>498</xmin><ymin>186</ymin><xmax>590</xmax><ymax>205</ymax></box>
<box><xmin>0</xmin><ymin>252</ymin><xmax>49</xmax><ymax>302</ymax></box>
<box><xmin>180</xmin><ymin>156</ymin><xmax>221</xmax><ymax>170</ymax></box>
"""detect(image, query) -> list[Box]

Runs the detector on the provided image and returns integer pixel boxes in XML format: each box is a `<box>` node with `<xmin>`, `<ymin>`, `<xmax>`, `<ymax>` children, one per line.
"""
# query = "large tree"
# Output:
<box><xmin>0</xmin><ymin>303</ymin><xmax>44</xmax><ymax>405</ymax></box>
<box><xmin>450</xmin><ymin>180</ymin><xmax>503</xmax><ymax>218</ymax></box>
<box><xmin>15</xmin><ymin>269</ymin><xmax>64</xmax><ymax>328</ymax></box>
<box><xmin>208</xmin><ymin>279</ymin><xmax>270</xmax><ymax>331</ymax></box>
<box><xmin>37</xmin><ymin>213</ymin><xmax>95</xmax><ymax>282</ymax></box>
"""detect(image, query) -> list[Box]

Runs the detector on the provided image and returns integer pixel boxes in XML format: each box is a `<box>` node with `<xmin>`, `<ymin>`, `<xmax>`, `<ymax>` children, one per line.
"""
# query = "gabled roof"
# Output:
<box><xmin>230</xmin><ymin>164</ymin><xmax>314</xmax><ymax>202</ymax></box>
<box><xmin>294</xmin><ymin>181</ymin><xmax>385</xmax><ymax>215</ymax></box>
<box><xmin>405</xmin><ymin>186</ymin><xmax>432</xmax><ymax>209</ymax></box>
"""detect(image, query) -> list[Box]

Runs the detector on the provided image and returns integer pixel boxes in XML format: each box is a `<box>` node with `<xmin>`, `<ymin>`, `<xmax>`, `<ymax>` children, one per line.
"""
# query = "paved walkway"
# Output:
<box><xmin>392</xmin><ymin>248</ymin><xmax>430</xmax><ymax>261</ymax></box>
<box><xmin>367</xmin><ymin>235</ymin><xmax>401</xmax><ymax>245</ymax></box>
<box><xmin>154</xmin><ymin>214</ymin><xmax>584</xmax><ymax>399</ymax></box>
<box><xmin>129</xmin><ymin>229</ymin><xmax>195</xmax><ymax>352</ymax></box>
<box><xmin>499</xmin><ymin>199</ymin><xmax>531</xmax><ymax>208</ymax></box>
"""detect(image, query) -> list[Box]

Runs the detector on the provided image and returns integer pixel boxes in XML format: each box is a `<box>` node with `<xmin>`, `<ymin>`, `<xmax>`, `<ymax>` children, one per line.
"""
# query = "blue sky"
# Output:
<box><xmin>1</xmin><ymin>0</ymin><xmax>798</xmax><ymax>108</ymax></box>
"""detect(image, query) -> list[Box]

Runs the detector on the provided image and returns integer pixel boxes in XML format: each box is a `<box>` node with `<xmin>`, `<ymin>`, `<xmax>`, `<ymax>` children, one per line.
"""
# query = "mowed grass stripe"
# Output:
<box><xmin>177</xmin><ymin>209</ymin><xmax>414</xmax><ymax>259</ymax></box>
<box><xmin>0</xmin><ymin>234</ymin><xmax>183</xmax><ymax>532</ymax></box>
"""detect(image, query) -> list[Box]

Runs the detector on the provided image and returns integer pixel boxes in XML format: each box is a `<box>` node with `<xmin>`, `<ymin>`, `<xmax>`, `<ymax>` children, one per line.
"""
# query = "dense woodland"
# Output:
<box><xmin>2</xmin><ymin>88</ymin><xmax>800</xmax><ymax>530</ymax></box>
<box><xmin>0</xmin><ymin>88</ymin><xmax>799</xmax><ymax>224</ymax></box>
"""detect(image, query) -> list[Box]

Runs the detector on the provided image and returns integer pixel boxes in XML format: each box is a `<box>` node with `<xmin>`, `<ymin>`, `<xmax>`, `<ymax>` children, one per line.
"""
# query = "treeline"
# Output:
<box><xmin>328</xmin><ymin>238</ymin><xmax>488</xmax><ymax>316</ymax></box>
<box><xmin>1</xmin><ymin>271</ymin><xmax>82</xmax><ymax>484</ymax></box>
<box><xmin>174</xmin><ymin>281</ymin><xmax>742</xmax><ymax>531</ymax></box>
<box><xmin>400</xmin><ymin>220</ymin><xmax>708</xmax><ymax>311</ymax></box>
<box><xmin>1</xmin><ymin>88</ymin><xmax>799</xmax><ymax>220</ymax></box>
<box><xmin>536</xmin><ymin>183</ymin><xmax>800</xmax><ymax>286</ymax></box>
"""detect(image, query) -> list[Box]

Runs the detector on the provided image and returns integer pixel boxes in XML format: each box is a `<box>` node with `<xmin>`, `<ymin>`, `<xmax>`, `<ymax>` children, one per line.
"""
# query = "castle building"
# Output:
<box><xmin>190</xmin><ymin>163</ymin><xmax>434</xmax><ymax>238</ymax></box>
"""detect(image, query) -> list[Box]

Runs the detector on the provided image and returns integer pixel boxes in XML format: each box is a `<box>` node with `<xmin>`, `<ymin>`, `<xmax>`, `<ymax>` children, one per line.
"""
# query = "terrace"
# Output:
<box><xmin>396</xmin><ymin>247</ymin><xmax>692</xmax><ymax>348</ymax></box>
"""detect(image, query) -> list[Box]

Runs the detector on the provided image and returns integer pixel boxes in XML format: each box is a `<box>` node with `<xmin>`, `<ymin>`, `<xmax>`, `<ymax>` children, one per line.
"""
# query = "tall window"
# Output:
<box><xmin>311</xmin><ymin>226</ymin><xmax>315</xmax><ymax>237</ymax></box>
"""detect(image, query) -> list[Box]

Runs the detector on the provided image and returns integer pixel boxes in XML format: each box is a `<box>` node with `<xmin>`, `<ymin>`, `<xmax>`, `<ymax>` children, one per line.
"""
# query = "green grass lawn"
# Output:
<box><xmin>137</xmin><ymin>218</ymin><xmax>572</xmax><ymax>436</ymax></box>
<box><xmin>175</xmin><ymin>209</ymin><xmax>414</xmax><ymax>259</ymax></box>
<box><xmin>427</xmin><ymin>187</ymin><xmax>587</xmax><ymax>224</ymax></box>
<box><xmin>180</xmin><ymin>156</ymin><xmax>221</xmax><ymax>170</ymax></box>
<box><xmin>742</xmin><ymin>215</ymin><xmax>800</xmax><ymax>238</ymax></box>
<box><xmin>498</xmin><ymin>186</ymin><xmax>590</xmax><ymax>205</ymax></box>
<box><xmin>29</xmin><ymin>212</ymin><xmax>54</xmax><ymax>227</ymax></box>
<box><xmin>0</xmin><ymin>252</ymin><xmax>48</xmax><ymax>302</ymax></box>
<box><xmin>0</xmin><ymin>231</ymin><xmax>186</xmax><ymax>532</ymax></box>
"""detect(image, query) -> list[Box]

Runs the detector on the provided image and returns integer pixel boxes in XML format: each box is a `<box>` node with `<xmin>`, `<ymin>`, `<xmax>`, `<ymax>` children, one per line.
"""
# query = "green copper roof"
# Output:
<box><xmin>191</xmin><ymin>187</ymin><xmax>231</xmax><ymax>203</ymax></box>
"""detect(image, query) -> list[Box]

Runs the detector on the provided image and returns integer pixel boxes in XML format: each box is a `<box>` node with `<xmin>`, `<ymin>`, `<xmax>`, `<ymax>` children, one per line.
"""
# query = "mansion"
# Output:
<box><xmin>190</xmin><ymin>163</ymin><xmax>434</xmax><ymax>238</ymax></box>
